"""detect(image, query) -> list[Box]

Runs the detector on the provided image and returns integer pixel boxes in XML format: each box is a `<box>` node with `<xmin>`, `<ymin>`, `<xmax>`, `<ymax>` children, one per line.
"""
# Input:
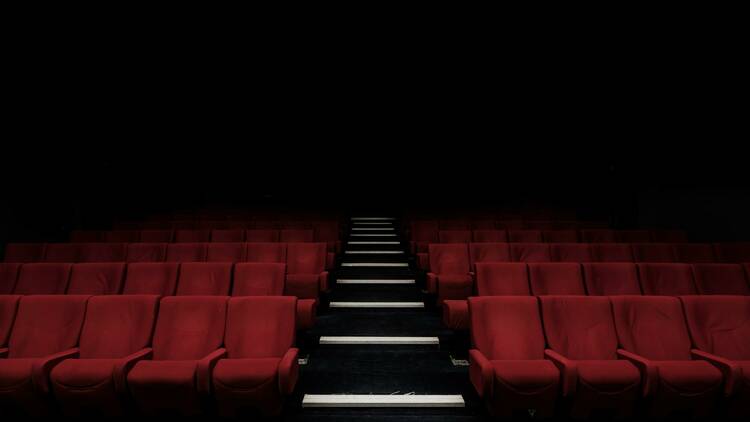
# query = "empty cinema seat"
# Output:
<box><xmin>691</xmin><ymin>264</ymin><xmax>750</xmax><ymax>295</ymax></box>
<box><xmin>582</xmin><ymin>263</ymin><xmax>642</xmax><ymax>296</ymax></box>
<box><xmin>206</xmin><ymin>243</ymin><xmax>245</xmax><ymax>262</ymax></box>
<box><xmin>0</xmin><ymin>295</ymin><xmax>21</xmax><ymax>350</ymax></box>
<box><xmin>233</xmin><ymin>262</ymin><xmax>316</xmax><ymax>330</ymax></box>
<box><xmin>528</xmin><ymin>263</ymin><xmax>585</xmax><ymax>295</ymax></box>
<box><xmin>468</xmin><ymin>296</ymin><xmax>558</xmax><ymax>418</ymax></box>
<box><xmin>510</xmin><ymin>243</ymin><xmax>551</xmax><ymax>263</ymax></box>
<box><xmin>126</xmin><ymin>243</ymin><xmax>167</xmax><ymax>263</ymax></box>
<box><xmin>680</xmin><ymin>295</ymin><xmax>750</xmax><ymax>417</ymax></box>
<box><xmin>471</xmin><ymin>230</ymin><xmax>507</xmax><ymax>243</ymax></box>
<box><xmin>49</xmin><ymin>295</ymin><xmax>160</xmax><ymax>416</ymax></box>
<box><xmin>285</xmin><ymin>243</ymin><xmax>328</xmax><ymax>299</ymax></box>
<box><xmin>508</xmin><ymin>230</ymin><xmax>543</xmax><ymax>243</ymax></box>
<box><xmin>14</xmin><ymin>263</ymin><xmax>72</xmax><ymax>295</ymax></box>
<box><xmin>122</xmin><ymin>263</ymin><xmax>179</xmax><ymax>296</ymax></box>
<box><xmin>103</xmin><ymin>230</ymin><xmax>140</xmax><ymax>243</ymax></box>
<box><xmin>550</xmin><ymin>243</ymin><xmax>593</xmax><ymax>263</ymax></box>
<box><xmin>211</xmin><ymin>296</ymin><xmax>298</xmax><ymax>417</ymax></box>
<box><xmin>66</xmin><ymin>263</ymin><xmax>126</xmax><ymax>295</ymax></box>
<box><xmin>542</xmin><ymin>230</ymin><xmax>578</xmax><ymax>243</ymax></box>
<box><xmin>42</xmin><ymin>244</ymin><xmax>81</xmax><ymax>263</ymax></box>
<box><xmin>280</xmin><ymin>229</ymin><xmax>314</xmax><ymax>242</ymax></box>
<box><xmin>166</xmin><ymin>243</ymin><xmax>207</xmax><ymax>262</ymax></box>
<box><xmin>127</xmin><ymin>296</ymin><xmax>228</xmax><ymax>415</ymax></box>
<box><xmin>715</xmin><ymin>243</ymin><xmax>750</xmax><ymax>263</ymax></box>
<box><xmin>674</xmin><ymin>243</ymin><xmax>716</xmax><ymax>263</ymax></box>
<box><xmin>637</xmin><ymin>263</ymin><xmax>697</xmax><ymax>296</ymax></box>
<box><xmin>245</xmin><ymin>229</ymin><xmax>279</xmax><ymax>242</ymax></box>
<box><xmin>468</xmin><ymin>243</ymin><xmax>511</xmax><ymax>270</ymax></box>
<box><xmin>176</xmin><ymin>262</ymin><xmax>233</xmax><ymax>296</ymax></box>
<box><xmin>79</xmin><ymin>243</ymin><xmax>127</xmax><ymax>262</ymax></box>
<box><xmin>211</xmin><ymin>230</ymin><xmax>245</xmax><ymax>242</ymax></box>
<box><xmin>427</xmin><ymin>244</ymin><xmax>472</xmax><ymax>302</ymax></box>
<box><xmin>592</xmin><ymin>243</ymin><xmax>634</xmax><ymax>262</ymax></box>
<box><xmin>245</xmin><ymin>242</ymin><xmax>287</xmax><ymax>263</ymax></box>
<box><xmin>539</xmin><ymin>296</ymin><xmax>640</xmax><ymax>419</ymax></box>
<box><xmin>610</xmin><ymin>296</ymin><xmax>723</xmax><ymax>418</ymax></box>
<box><xmin>438</xmin><ymin>230</ymin><xmax>472</xmax><ymax>243</ymax></box>
<box><xmin>139</xmin><ymin>230</ymin><xmax>173</xmax><ymax>243</ymax></box>
<box><xmin>581</xmin><ymin>230</ymin><xmax>617</xmax><ymax>243</ymax></box>
<box><xmin>0</xmin><ymin>263</ymin><xmax>21</xmax><ymax>294</ymax></box>
<box><xmin>3</xmin><ymin>243</ymin><xmax>45</xmax><ymax>263</ymax></box>
<box><xmin>0</xmin><ymin>295</ymin><xmax>89</xmax><ymax>415</ymax></box>
<box><xmin>616</xmin><ymin>230</ymin><xmax>652</xmax><ymax>243</ymax></box>
<box><xmin>409</xmin><ymin>220</ymin><xmax>438</xmax><ymax>253</ymax></box>
<box><xmin>174</xmin><ymin>229</ymin><xmax>210</xmax><ymax>243</ymax></box>
<box><xmin>631</xmin><ymin>243</ymin><xmax>677</xmax><ymax>263</ymax></box>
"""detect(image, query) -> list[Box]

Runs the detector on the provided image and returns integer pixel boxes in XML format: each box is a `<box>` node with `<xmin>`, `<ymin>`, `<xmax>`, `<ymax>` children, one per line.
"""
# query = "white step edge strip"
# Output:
<box><xmin>319</xmin><ymin>336</ymin><xmax>440</xmax><ymax>345</ymax></box>
<box><xmin>352</xmin><ymin>227</ymin><xmax>395</xmax><ymax>231</ymax></box>
<box><xmin>329</xmin><ymin>302</ymin><xmax>424</xmax><ymax>308</ymax></box>
<box><xmin>352</xmin><ymin>222</ymin><xmax>393</xmax><ymax>225</ymax></box>
<box><xmin>351</xmin><ymin>217</ymin><xmax>395</xmax><ymax>221</ymax></box>
<box><xmin>302</xmin><ymin>394</ymin><xmax>465</xmax><ymax>408</ymax></box>
<box><xmin>350</xmin><ymin>234</ymin><xmax>397</xmax><ymax>237</ymax></box>
<box><xmin>345</xmin><ymin>250</ymin><xmax>404</xmax><ymax>254</ymax></box>
<box><xmin>342</xmin><ymin>263</ymin><xmax>409</xmax><ymax>267</ymax></box>
<box><xmin>348</xmin><ymin>241</ymin><xmax>400</xmax><ymax>245</ymax></box>
<box><xmin>337</xmin><ymin>279</ymin><xmax>416</xmax><ymax>284</ymax></box>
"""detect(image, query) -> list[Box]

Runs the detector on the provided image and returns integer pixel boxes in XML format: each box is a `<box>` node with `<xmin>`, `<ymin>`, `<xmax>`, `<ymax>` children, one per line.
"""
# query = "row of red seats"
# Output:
<box><xmin>3</xmin><ymin>242</ymin><xmax>334</xmax><ymax>270</ymax></box>
<box><xmin>113</xmin><ymin>220</ymin><xmax>340</xmax><ymax>230</ymax></box>
<box><xmin>418</xmin><ymin>243</ymin><xmax>750</xmax><ymax>271</ymax></box>
<box><xmin>469</xmin><ymin>295</ymin><xmax>749</xmax><ymax>419</ymax></box>
<box><xmin>70</xmin><ymin>228</ymin><xmax>338</xmax><ymax>244</ymax></box>
<box><xmin>0</xmin><ymin>262</ymin><xmax>316</xmax><ymax>329</ymax></box>
<box><xmin>410</xmin><ymin>227</ymin><xmax>689</xmax><ymax>252</ymax></box>
<box><xmin>407</xmin><ymin>218</ymin><xmax>604</xmax><ymax>230</ymax></box>
<box><xmin>441</xmin><ymin>262</ymin><xmax>750</xmax><ymax>329</ymax></box>
<box><xmin>0</xmin><ymin>295</ymin><xmax>297</xmax><ymax>417</ymax></box>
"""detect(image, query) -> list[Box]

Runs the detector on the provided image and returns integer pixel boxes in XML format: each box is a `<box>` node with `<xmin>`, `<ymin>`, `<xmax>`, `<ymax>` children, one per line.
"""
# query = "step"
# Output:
<box><xmin>345</xmin><ymin>250</ymin><xmax>404</xmax><ymax>254</ymax></box>
<box><xmin>341</xmin><ymin>263</ymin><xmax>409</xmax><ymax>267</ymax></box>
<box><xmin>348</xmin><ymin>241</ymin><xmax>401</xmax><ymax>245</ymax></box>
<box><xmin>351</xmin><ymin>218</ymin><xmax>395</xmax><ymax>221</ymax></box>
<box><xmin>319</xmin><ymin>336</ymin><xmax>440</xmax><ymax>345</ymax></box>
<box><xmin>302</xmin><ymin>394</ymin><xmax>465</xmax><ymax>408</ymax></box>
<box><xmin>351</xmin><ymin>227</ymin><xmax>395</xmax><ymax>231</ymax></box>
<box><xmin>329</xmin><ymin>302</ymin><xmax>424</xmax><ymax>309</ymax></box>
<box><xmin>350</xmin><ymin>234</ymin><xmax>398</xmax><ymax>237</ymax></box>
<box><xmin>351</xmin><ymin>222</ymin><xmax>393</xmax><ymax>225</ymax></box>
<box><xmin>337</xmin><ymin>279</ymin><xmax>415</xmax><ymax>285</ymax></box>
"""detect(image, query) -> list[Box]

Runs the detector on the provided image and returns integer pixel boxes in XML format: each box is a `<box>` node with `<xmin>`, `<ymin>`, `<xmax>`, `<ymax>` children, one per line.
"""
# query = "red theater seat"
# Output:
<box><xmin>79</xmin><ymin>243</ymin><xmax>127</xmax><ymax>262</ymax></box>
<box><xmin>14</xmin><ymin>263</ymin><xmax>72</xmax><ymax>295</ymax></box>
<box><xmin>122</xmin><ymin>263</ymin><xmax>179</xmax><ymax>296</ymax></box>
<box><xmin>67</xmin><ymin>263</ymin><xmax>126</xmax><ymax>295</ymax></box>
<box><xmin>508</xmin><ymin>230</ymin><xmax>543</xmax><ymax>243</ymax></box>
<box><xmin>286</xmin><ymin>243</ymin><xmax>328</xmax><ymax>299</ymax></box>
<box><xmin>715</xmin><ymin>243</ymin><xmax>750</xmax><ymax>263</ymax></box>
<box><xmin>126</xmin><ymin>243</ymin><xmax>167</xmax><ymax>263</ymax></box>
<box><xmin>637</xmin><ymin>263</ymin><xmax>697</xmax><ymax>296</ymax></box>
<box><xmin>691</xmin><ymin>264</ymin><xmax>750</xmax><ymax>295</ymax></box>
<box><xmin>674</xmin><ymin>243</ymin><xmax>716</xmax><ymax>263</ymax></box>
<box><xmin>176</xmin><ymin>263</ymin><xmax>232</xmax><ymax>296</ymax></box>
<box><xmin>427</xmin><ymin>244</ymin><xmax>472</xmax><ymax>303</ymax></box>
<box><xmin>139</xmin><ymin>230</ymin><xmax>173</xmax><ymax>243</ymax></box>
<box><xmin>49</xmin><ymin>295</ymin><xmax>159</xmax><ymax>416</ymax></box>
<box><xmin>0</xmin><ymin>295</ymin><xmax>89</xmax><ymax>415</ymax></box>
<box><xmin>212</xmin><ymin>296</ymin><xmax>298</xmax><ymax>417</ymax></box>
<box><xmin>439</xmin><ymin>230</ymin><xmax>472</xmax><ymax>243</ymax></box>
<box><xmin>611</xmin><ymin>296</ymin><xmax>722</xmax><ymax>418</ymax></box>
<box><xmin>581</xmin><ymin>230</ymin><xmax>616</xmax><ymax>243</ymax></box>
<box><xmin>409</xmin><ymin>220</ymin><xmax>438</xmax><ymax>254</ymax></box>
<box><xmin>469</xmin><ymin>243</ymin><xmax>511</xmax><ymax>270</ymax></box>
<box><xmin>471</xmin><ymin>230</ymin><xmax>507</xmax><ymax>243</ymax></box>
<box><xmin>631</xmin><ymin>243</ymin><xmax>677</xmax><ymax>263</ymax></box>
<box><xmin>70</xmin><ymin>230</ymin><xmax>102</xmax><ymax>242</ymax></box>
<box><xmin>0</xmin><ymin>264</ymin><xmax>21</xmax><ymax>294</ymax></box>
<box><xmin>166</xmin><ymin>243</ymin><xmax>207</xmax><ymax>262</ymax></box>
<box><xmin>245</xmin><ymin>230</ymin><xmax>279</xmax><ymax>242</ymax></box>
<box><xmin>314</xmin><ymin>221</ymin><xmax>341</xmax><ymax>253</ymax></box>
<box><xmin>174</xmin><ymin>230</ymin><xmax>210</xmax><ymax>243</ymax></box>
<box><xmin>211</xmin><ymin>230</ymin><xmax>245</xmax><ymax>242</ymax></box>
<box><xmin>550</xmin><ymin>243</ymin><xmax>593</xmax><ymax>263</ymax></box>
<box><xmin>469</xmin><ymin>296</ymin><xmax>558</xmax><ymax>418</ymax></box>
<box><xmin>681</xmin><ymin>296</ymin><xmax>750</xmax><ymax>417</ymax></box>
<box><xmin>510</xmin><ymin>243</ymin><xmax>551</xmax><ymax>263</ymax></box>
<box><xmin>42</xmin><ymin>244</ymin><xmax>81</xmax><ymax>263</ymax></box>
<box><xmin>540</xmin><ymin>296</ymin><xmax>640</xmax><ymax>419</ymax></box>
<box><xmin>542</xmin><ymin>230</ymin><xmax>578</xmax><ymax>243</ymax></box>
<box><xmin>245</xmin><ymin>242</ymin><xmax>287</xmax><ymax>263</ymax></box>
<box><xmin>651</xmin><ymin>230</ymin><xmax>688</xmax><ymax>243</ymax></box>
<box><xmin>582</xmin><ymin>263</ymin><xmax>642</xmax><ymax>296</ymax></box>
<box><xmin>528</xmin><ymin>263</ymin><xmax>585</xmax><ymax>295</ymax></box>
<box><xmin>280</xmin><ymin>229</ymin><xmax>314</xmax><ymax>242</ymax></box>
<box><xmin>128</xmin><ymin>296</ymin><xmax>228</xmax><ymax>415</ymax></box>
<box><xmin>206</xmin><ymin>243</ymin><xmax>244</xmax><ymax>262</ymax></box>
<box><xmin>0</xmin><ymin>295</ymin><xmax>21</xmax><ymax>349</ymax></box>
<box><xmin>3</xmin><ymin>243</ymin><xmax>45</xmax><ymax>263</ymax></box>
<box><xmin>592</xmin><ymin>243</ymin><xmax>634</xmax><ymax>262</ymax></box>
<box><xmin>103</xmin><ymin>230</ymin><xmax>140</xmax><ymax>243</ymax></box>
<box><xmin>616</xmin><ymin>230</ymin><xmax>652</xmax><ymax>243</ymax></box>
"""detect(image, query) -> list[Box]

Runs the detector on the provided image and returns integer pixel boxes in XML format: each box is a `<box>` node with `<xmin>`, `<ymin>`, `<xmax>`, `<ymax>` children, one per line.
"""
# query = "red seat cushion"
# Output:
<box><xmin>51</xmin><ymin>359</ymin><xmax>119</xmax><ymax>389</ymax></box>
<box><xmin>491</xmin><ymin>360</ymin><xmax>558</xmax><ymax>393</ymax></box>
<box><xmin>655</xmin><ymin>360</ymin><xmax>722</xmax><ymax>394</ymax></box>
<box><xmin>212</xmin><ymin>357</ymin><xmax>280</xmax><ymax>390</ymax></box>
<box><xmin>576</xmin><ymin>360</ymin><xmax>640</xmax><ymax>393</ymax></box>
<box><xmin>0</xmin><ymin>358</ymin><xmax>36</xmax><ymax>389</ymax></box>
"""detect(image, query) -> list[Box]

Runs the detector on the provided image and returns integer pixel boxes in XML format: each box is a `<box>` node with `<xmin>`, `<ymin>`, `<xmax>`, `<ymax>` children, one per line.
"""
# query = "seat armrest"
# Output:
<box><xmin>32</xmin><ymin>348</ymin><xmax>79</xmax><ymax>394</ymax></box>
<box><xmin>545</xmin><ymin>349</ymin><xmax>577</xmax><ymax>396</ymax></box>
<box><xmin>691</xmin><ymin>349</ymin><xmax>741</xmax><ymax>396</ymax></box>
<box><xmin>426</xmin><ymin>272</ymin><xmax>438</xmax><ymax>293</ymax></box>
<box><xmin>197</xmin><ymin>348</ymin><xmax>227</xmax><ymax>394</ymax></box>
<box><xmin>417</xmin><ymin>253</ymin><xmax>430</xmax><ymax>270</ymax></box>
<box><xmin>617</xmin><ymin>349</ymin><xmax>656</xmax><ymax>397</ymax></box>
<box><xmin>113</xmin><ymin>347</ymin><xmax>153</xmax><ymax>393</ymax></box>
<box><xmin>278</xmin><ymin>348</ymin><xmax>300</xmax><ymax>395</ymax></box>
<box><xmin>319</xmin><ymin>271</ymin><xmax>329</xmax><ymax>292</ymax></box>
<box><xmin>469</xmin><ymin>349</ymin><xmax>493</xmax><ymax>398</ymax></box>
<box><xmin>0</xmin><ymin>347</ymin><xmax>7</xmax><ymax>358</ymax></box>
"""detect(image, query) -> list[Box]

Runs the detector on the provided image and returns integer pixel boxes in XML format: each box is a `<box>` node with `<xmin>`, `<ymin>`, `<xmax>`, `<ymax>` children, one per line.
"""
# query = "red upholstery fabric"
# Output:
<box><xmin>0</xmin><ymin>263</ymin><xmax>21</xmax><ymax>294</ymax></box>
<box><xmin>429</xmin><ymin>244</ymin><xmax>470</xmax><ymax>275</ymax></box>
<box><xmin>472</xmin><ymin>230</ymin><xmax>507</xmax><ymax>243</ymax></box>
<box><xmin>592</xmin><ymin>243</ymin><xmax>634</xmax><ymax>262</ymax></box>
<box><xmin>67</xmin><ymin>263</ymin><xmax>126</xmax><ymax>295</ymax></box>
<box><xmin>651</xmin><ymin>230</ymin><xmax>688</xmax><ymax>243</ymax></box>
<box><xmin>42</xmin><ymin>244</ymin><xmax>81</xmax><ymax>263</ymax></box>
<box><xmin>442</xmin><ymin>300</ymin><xmax>470</xmax><ymax>330</ymax></box>
<box><xmin>468</xmin><ymin>296</ymin><xmax>558</xmax><ymax>418</ymax></box>
<box><xmin>582</xmin><ymin>263</ymin><xmax>642</xmax><ymax>296</ymax></box>
<box><xmin>79</xmin><ymin>243</ymin><xmax>127</xmax><ymax>263</ymax></box>
<box><xmin>174</xmin><ymin>230</ymin><xmax>210</xmax><ymax>243</ymax></box>
<box><xmin>103</xmin><ymin>230</ymin><xmax>140</xmax><ymax>243</ymax></box>
<box><xmin>166</xmin><ymin>243</ymin><xmax>207</xmax><ymax>262</ymax></box>
<box><xmin>542</xmin><ymin>230</ymin><xmax>578</xmax><ymax>243</ymax></box>
<box><xmin>280</xmin><ymin>229</ymin><xmax>314</xmax><ymax>242</ymax></box>
<box><xmin>469</xmin><ymin>243</ymin><xmax>511</xmax><ymax>270</ymax></box>
<box><xmin>70</xmin><ymin>231</ymin><xmax>102</xmax><ymax>242</ymax></box>
<box><xmin>508</xmin><ymin>230</ymin><xmax>543</xmax><ymax>243</ymax></box>
<box><xmin>528</xmin><ymin>263</ymin><xmax>585</xmax><ymax>295</ymax></box>
<box><xmin>177</xmin><ymin>263</ymin><xmax>232</xmax><ymax>296</ymax></box>
<box><xmin>439</xmin><ymin>230</ymin><xmax>472</xmax><ymax>243</ymax></box>
<box><xmin>122</xmin><ymin>263</ymin><xmax>179</xmax><ymax>296</ymax></box>
<box><xmin>232</xmin><ymin>263</ymin><xmax>286</xmax><ymax>296</ymax></box>
<box><xmin>3</xmin><ymin>243</ymin><xmax>45</xmax><ymax>263</ymax></box>
<box><xmin>637</xmin><ymin>263</ymin><xmax>697</xmax><ymax>296</ymax></box>
<box><xmin>14</xmin><ymin>263</ymin><xmax>72</xmax><ymax>295</ymax></box>
<box><xmin>510</xmin><ymin>243</ymin><xmax>551</xmax><ymax>263</ymax></box>
<box><xmin>539</xmin><ymin>296</ymin><xmax>640</xmax><ymax>418</ymax></box>
<box><xmin>475</xmin><ymin>263</ymin><xmax>530</xmax><ymax>296</ymax></box>
<box><xmin>616</xmin><ymin>230</ymin><xmax>652</xmax><ymax>243</ymax></box>
<box><xmin>126</xmin><ymin>243</ymin><xmax>167</xmax><ymax>263</ymax></box>
<box><xmin>581</xmin><ymin>230</ymin><xmax>616</xmax><ymax>243</ymax></box>
<box><xmin>139</xmin><ymin>230</ymin><xmax>173</xmax><ymax>243</ymax></box>
<box><xmin>50</xmin><ymin>295</ymin><xmax>159</xmax><ymax>416</ymax></box>
<box><xmin>245</xmin><ymin>242</ymin><xmax>287</xmax><ymax>263</ymax></box>
<box><xmin>286</xmin><ymin>243</ymin><xmax>325</xmax><ymax>274</ymax></box>
<box><xmin>692</xmin><ymin>264</ymin><xmax>750</xmax><ymax>295</ymax></box>
<box><xmin>0</xmin><ymin>295</ymin><xmax>21</xmax><ymax>347</ymax></box>
<box><xmin>206</xmin><ymin>243</ymin><xmax>245</xmax><ymax>262</ymax></box>
<box><xmin>681</xmin><ymin>296</ymin><xmax>750</xmax><ymax>361</ymax></box>
<box><xmin>674</xmin><ymin>243</ymin><xmax>716</xmax><ymax>263</ymax></box>
<box><xmin>715</xmin><ymin>243</ymin><xmax>750</xmax><ymax>263</ymax></box>
<box><xmin>128</xmin><ymin>296</ymin><xmax>228</xmax><ymax>415</ymax></box>
<box><xmin>550</xmin><ymin>243</ymin><xmax>593</xmax><ymax>263</ymax></box>
<box><xmin>211</xmin><ymin>230</ymin><xmax>245</xmax><ymax>242</ymax></box>
<box><xmin>245</xmin><ymin>230</ymin><xmax>279</xmax><ymax>242</ymax></box>
<box><xmin>410</xmin><ymin>221</ymin><xmax>439</xmax><ymax>253</ymax></box>
<box><xmin>631</xmin><ymin>243</ymin><xmax>677</xmax><ymax>263</ymax></box>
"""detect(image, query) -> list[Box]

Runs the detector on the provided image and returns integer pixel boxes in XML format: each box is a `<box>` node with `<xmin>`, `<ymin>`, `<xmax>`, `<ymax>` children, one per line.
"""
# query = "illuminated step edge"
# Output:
<box><xmin>329</xmin><ymin>302</ymin><xmax>424</xmax><ymax>308</ymax></box>
<box><xmin>302</xmin><ymin>394</ymin><xmax>465</xmax><ymax>408</ymax></box>
<box><xmin>319</xmin><ymin>336</ymin><xmax>439</xmax><ymax>345</ymax></box>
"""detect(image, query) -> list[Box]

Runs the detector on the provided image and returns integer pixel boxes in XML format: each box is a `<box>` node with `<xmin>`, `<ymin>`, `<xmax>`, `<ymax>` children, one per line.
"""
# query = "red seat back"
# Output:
<box><xmin>123</xmin><ymin>263</ymin><xmax>179</xmax><ymax>296</ymax></box>
<box><xmin>528</xmin><ymin>263</ymin><xmax>585</xmax><ymax>295</ymax></box>
<box><xmin>469</xmin><ymin>296</ymin><xmax>545</xmax><ymax>360</ymax></box>
<box><xmin>681</xmin><ymin>296</ymin><xmax>750</xmax><ymax>360</ymax></box>
<box><xmin>232</xmin><ymin>263</ymin><xmax>286</xmax><ymax>296</ymax></box>
<box><xmin>428</xmin><ymin>244</ymin><xmax>470</xmax><ymax>275</ymax></box>
<box><xmin>225</xmin><ymin>296</ymin><xmax>296</xmax><ymax>358</ymax></box>
<box><xmin>540</xmin><ymin>296</ymin><xmax>619</xmax><ymax>360</ymax></box>
<box><xmin>151</xmin><ymin>296</ymin><xmax>228</xmax><ymax>360</ymax></box>
<box><xmin>14</xmin><ymin>263</ymin><xmax>72</xmax><ymax>295</ymax></box>
<box><xmin>637</xmin><ymin>263</ymin><xmax>697</xmax><ymax>296</ymax></box>
<box><xmin>67</xmin><ymin>263</ymin><xmax>126</xmax><ymax>295</ymax></box>
<box><xmin>176</xmin><ymin>263</ymin><xmax>233</xmax><ymax>296</ymax></box>
<box><xmin>475</xmin><ymin>263</ymin><xmax>530</xmax><ymax>296</ymax></box>
<box><xmin>582</xmin><ymin>263</ymin><xmax>642</xmax><ymax>296</ymax></box>
<box><xmin>78</xmin><ymin>295</ymin><xmax>159</xmax><ymax>358</ymax></box>
<box><xmin>8</xmin><ymin>295</ymin><xmax>89</xmax><ymax>358</ymax></box>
